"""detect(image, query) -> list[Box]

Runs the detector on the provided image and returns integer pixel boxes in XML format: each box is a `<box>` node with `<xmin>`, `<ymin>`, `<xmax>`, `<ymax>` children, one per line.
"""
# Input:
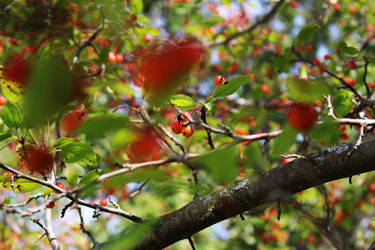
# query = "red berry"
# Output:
<box><xmin>99</xmin><ymin>198</ymin><xmax>108</xmax><ymax>206</ymax></box>
<box><xmin>0</xmin><ymin>96</ymin><xmax>6</xmax><ymax>106</ymax></box>
<box><xmin>333</xmin><ymin>3</ymin><xmax>341</xmax><ymax>11</ymax></box>
<box><xmin>324</xmin><ymin>54</ymin><xmax>331</xmax><ymax>60</ymax></box>
<box><xmin>47</xmin><ymin>201</ymin><xmax>55</xmax><ymax>209</ymax></box>
<box><xmin>286</xmin><ymin>103</ymin><xmax>318</xmax><ymax>132</ymax></box>
<box><xmin>9</xmin><ymin>38</ymin><xmax>17</xmax><ymax>46</ymax></box>
<box><xmin>348</xmin><ymin>6</ymin><xmax>356</xmax><ymax>14</ymax></box>
<box><xmin>55</xmin><ymin>183</ymin><xmax>65</xmax><ymax>193</ymax></box>
<box><xmin>305</xmin><ymin>44</ymin><xmax>313</xmax><ymax>51</ymax></box>
<box><xmin>108</xmin><ymin>51</ymin><xmax>117</xmax><ymax>62</ymax></box>
<box><xmin>171</xmin><ymin>120</ymin><xmax>183</xmax><ymax>134</ymax></box>
<box><xmin>214</xmin><ymin>75</ymin><xmax>225</xmax><ymax>86</ymax></box>
<box><xmin>312</xmin><ymin>58</ymin><xmax>321</xmax><ymax>66</ymax></box>
<box><xmin>74</xmin><ymin>109</ymin><xmax>83</xmax><ymax>117</ymax></box>
<box><xmin>138</xmin><ymin>37</ymin><xmax>205</xmax><ymax>98</ymax></box>
<box><xmin>116</xmin><ymin>54</ymin><xmax>124</xmax><ymax>63</ymax></box>
<box><xmin>261</xmin><ymin>84</ymin><xmax>271</xmax><ymax>94</ymax></box>
<box><xmin>126</xmin><ymin>128</ymin><xmax>162</xmax><ymax>163</ymax></box>
<box><xmin>130</xmin><ymin>14</ymin><xmax>137</xmax><ymax>22</ymax></box>
<box><xmin>368</xmin><ymin>82</ymin><xmax>375</xmax><ymax>88</ymax></box>
<box><xmin>101</xmin><ymin>39</ymin><xmax>110</xmax><ymax>47</ymax></box>
<box><xmin>347</xmin><ymin>60</ymin><xmax>356</xmax><ymax>69</ymax></box>
<box><xmin>4</xmin><ymin>54</ymin><xmax>31</xmax><ymax>85</ymax></box>
<box><xmin>28</xmin><ymin>45</ymin><xmax>37</xmax><ymax>54</ymax></box>
<box><xmin>345</xmin><ymin>77</ymin><xmax>355</xmax><ymax>86</ymax></box>
<box><xmin>340</xmin><ymin>133</ymin><xmax>349</xmax><ymax>140</ymax></box>
<box><xmin>338</xmin><ymin>125</ymin><xmax>346</xmax><ymax>132</ymax></box>
<box><xmin>60</xmin><ymin>111</ymin><xmax>83</xmax><ymax>135</ymax></box>
<box><xmin>370</xmin><ymin>183</ymin><xmax>375</xmax><ymax>192</ymax></box>
<box><xmin>290</xmin><ymin>0</ymin><xmax>298</xmax><ymax>8</ymax></box>
<box><xmin>182</xmin><ymin>126</ymin><xmax>193</xmax><ymax>137</ymax></box>
<box><xmin>143</xmin><ymin>35</ymin><xmax>151</xmax><ymax>43</ymax></box>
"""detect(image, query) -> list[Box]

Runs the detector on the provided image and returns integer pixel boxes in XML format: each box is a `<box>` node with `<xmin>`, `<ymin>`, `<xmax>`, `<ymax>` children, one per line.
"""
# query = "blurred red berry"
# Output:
<box><xmin>286</xmin><ymin>103</ymin><xmax>318</xmax><ymax>132</ymax></box>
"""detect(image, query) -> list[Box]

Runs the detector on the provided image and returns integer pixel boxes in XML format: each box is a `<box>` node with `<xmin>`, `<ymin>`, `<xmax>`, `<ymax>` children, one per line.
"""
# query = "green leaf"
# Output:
<box><xmin>0</xmin><ymin>133</ymin><xmax>16</xmax><ymax>143</ymax></box>
<box><xmin>193</xmin><ymin>147</ymin><xmax>238</xmax><ymax>182</ymax></box>
<box><xmin>23</xmin><ymin>56</ymin><xmax>74</xmax><ymax>126</ymax></box>
<box><xmin>311</xmin><ymin>116</ymin><xmax>339</xmax><ymax>145</ymax></box>
<box><xmin>105</xmin><ymin>168</ymin><xmax>166</xmax><ymax>188</ymax></box>
<box><xmin>55</xmin><ymin>138</ymin><xmax>97</xmax><ymax>166</ymax></box>
<box><xmin>2</xmin><ymin>102</ymin><xmax>23</xmax><ymax>129</ymax></box>
<box><xmin>169</xmin><ymin>94</ymin><xmax>195</xmax><ymax>111</ymax></box>
<box><xmin>332</xmin><ymin>89</ymin><xmax>353</xmax><ymax>117</ymax></box>
<box><xmin>275</xmin><ymin>54</ymin><xmax>293</xmax><ymax>72</ymax></box>
<box><xmin>337</xmin><ymin>41</ymin><xmax>358</xmax><ymax>55</ymax></box>
<box><xmin>78</xmin><ymin>114</ymin><xmax>129</xmax><ymax>141</ymax></box>
<box><xmin>270</xmin><ymin>125</ymin><xmax>298</xmax><ymax>158</ymax></box>
<box><xmin>1</xmin><ymin>79</ymin><xmax>22</xmax><ymax>104</ymax></box>
<box><xmin>105</xmin><ymin>221</ymin><xmax>154</xmax><ymax>250</ymax></box>
<box><xmin>0</xmin><ymin>174</ymin><xmax>42</xmax><ymax>192</ymax></box>
<box><xmin>213</xmin><ymin>75</ymin><xmax>250</xmax><ymax>98</ymax></box>
<box><xmin>130</xmin><ymin>0</ymin><xmax>143</xmax><ymax>14</ymax></box>
<box><xmin>285</xmin><ymin>77</ymin><xmax>329</xmax><ymax>102</ymax></box>
<box><xmin>79</xmin><ymin>169</ymin><xmax>101</xmax><ymax>186</ymax></box>
<box><xmin>244</xmin><ymin>142</ymin><xmax>266</xmax><ymax>168</ymax></box>
<box><xmin>295</xmin><ymin>24</ymin><xmax>320</xmax><ymax>45</ymax></box>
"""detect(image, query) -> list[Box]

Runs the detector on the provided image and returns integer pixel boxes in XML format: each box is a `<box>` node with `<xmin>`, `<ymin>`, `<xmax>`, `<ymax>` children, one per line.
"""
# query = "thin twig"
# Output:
<box><xmin>77</xmin><ymin>206</ymin><xmax>99</xmax><ymax>248</ymax></box>
<box><xmin>210</xmin><ymin>0</ymin><xmax>285</xmax><ymax>47</ymax></box>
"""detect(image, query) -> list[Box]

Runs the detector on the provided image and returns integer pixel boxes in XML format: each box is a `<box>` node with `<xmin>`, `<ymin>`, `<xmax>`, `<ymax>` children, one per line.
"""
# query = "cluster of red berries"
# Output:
<box><xmin>171</xmin><ymin>112</ymin><xmax>194</xmax><ymax>137</ymax></box>
<box><xmin>108</xmin><ymin>51</ymin><xmax>124</xmax><ymax>63</ymax></box>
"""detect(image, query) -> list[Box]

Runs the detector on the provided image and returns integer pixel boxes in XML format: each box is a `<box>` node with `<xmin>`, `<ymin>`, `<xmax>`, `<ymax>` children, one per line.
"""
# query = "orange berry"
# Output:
<box><xmin>182</xmin><ymin>126</ymin><xmax>193</xmax><ymax>137</ymax></box>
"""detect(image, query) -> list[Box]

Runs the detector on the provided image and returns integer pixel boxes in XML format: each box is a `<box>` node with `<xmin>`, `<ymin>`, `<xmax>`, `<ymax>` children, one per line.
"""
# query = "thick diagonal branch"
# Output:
<box><xmin>135</xmin><ymin>138</ymin><xmax>375</xmax><ymax>249</ymax></box>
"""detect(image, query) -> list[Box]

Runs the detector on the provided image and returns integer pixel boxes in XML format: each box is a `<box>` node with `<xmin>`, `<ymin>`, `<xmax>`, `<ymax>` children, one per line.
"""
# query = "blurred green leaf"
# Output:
<box><xmin>78</xmin><ymin>114</ymin><xmax>129</xmax><ymax>141</ymax></box>
<box><xmin>23</xmin><ymin>56</ymin><xmax>73</xmax><ymax>126</ymax></box>
<box><xmin>311</xmin><ymin>116</ymin><xmax>339</xmax><ymax>145</ymax></box>
<box><xmin>286</xmin><ymin>77</ymin><xmax>329</xmax><ymax>102</ymax></box>
<box><xmin>270</xmin><ymin>125</ymin><xmax>297</xmax><ymax>158</ymax></box>
<box><xmin>244</xmin><ymin>142</ymin><xmax>266</xmax><ymax>168</ymax></box>
<box><xmin>193</xmin><ymin>147</ymin><xmax>238</xmax><ymax>181</ymax></box>
<box><xmin>337</xmin><ymin>41</ymin><xmax>358</xmax><ymax>55</ymax></box>
<box><xmin>295</xmin><ymin>24</ymin><xmax>320</xmax><ymax>45</ymax></box>
<box><xmin>2</xmin><ymin>102</ymin><xmax>23</xmax><ymax>129</ymax></box>
<box><xmin>105</xmin><ymin>221</ymin><xmax>154</xmax><ymax>250</ymax></box>
<box><xmin>130</xmin><ymin>0</ymin><xmax>143</xmax><ymax>14</ymax></box>
<box><xmin>0</xmin><ymin>133</ymin><xmax>16</xmax><ymax>143</ymax></box>
<box><xmin>106</xmin><ymin>168</ymin><xmax>166</xmax><ymax>188</ymax></box>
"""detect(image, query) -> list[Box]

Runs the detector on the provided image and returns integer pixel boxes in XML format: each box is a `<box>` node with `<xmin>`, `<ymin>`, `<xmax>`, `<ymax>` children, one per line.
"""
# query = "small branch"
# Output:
<box><xmin>327</xmin><ymin>96</ymin><xmax>375</xmax><ymax>126</ymax></box>
<box><xmin>363</xmin><ymin>56</ymin><xmax>371</xmax><ymax>98</ymax></box>
<box><xmin>30</xmin><ymin>217</ymin><xmax>60</xmax><ymax>250</ymax></box>
<box><xmin>201</xmin><ymin>107</ymin><xmax>215</xmax><ymax>150</ymax></box>
<box><xmin>187</xmin><ymin>237</ymin><xmax>196</xmax><ymax>250</ymax></box>
<box><xmin>71</xmin><ymin>25</ymin><xmax>104</xmax><ymax>69</ymax></box>
<box><xmin>77</xmin><ymin>206</ymin><xmax>100</xmax><ymax>248</ymax></box>
<box><xmin>210</xmin><ymin>0</ymin><xmax>285</xmax><ymax>47</ymax></box>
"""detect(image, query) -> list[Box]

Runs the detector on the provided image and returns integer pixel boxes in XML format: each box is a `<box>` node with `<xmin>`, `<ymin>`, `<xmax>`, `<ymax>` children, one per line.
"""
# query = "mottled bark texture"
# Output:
<box><xmin>135</xmin><ymin>138</ymin><xmax>375</xmax><ymax>249</ymax></box>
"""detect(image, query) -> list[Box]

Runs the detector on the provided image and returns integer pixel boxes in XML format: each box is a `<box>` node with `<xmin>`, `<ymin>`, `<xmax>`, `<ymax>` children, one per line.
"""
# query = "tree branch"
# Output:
<box><xmin>210</xmin><ymin>0</ymin><xmax>285</xmax><ymax>47</ymax></box>
<box><xmin>134</xmin><ymin>137</ymin><xmax>375</xmax><ymax>249</ymax></box>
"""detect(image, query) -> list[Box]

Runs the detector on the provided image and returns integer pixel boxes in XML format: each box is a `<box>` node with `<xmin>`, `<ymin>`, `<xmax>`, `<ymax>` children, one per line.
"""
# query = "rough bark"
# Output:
<box><xmin>135</xmin><ymin>138</ymin><xmax>375</xmax><ymax>249</ymax></box>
